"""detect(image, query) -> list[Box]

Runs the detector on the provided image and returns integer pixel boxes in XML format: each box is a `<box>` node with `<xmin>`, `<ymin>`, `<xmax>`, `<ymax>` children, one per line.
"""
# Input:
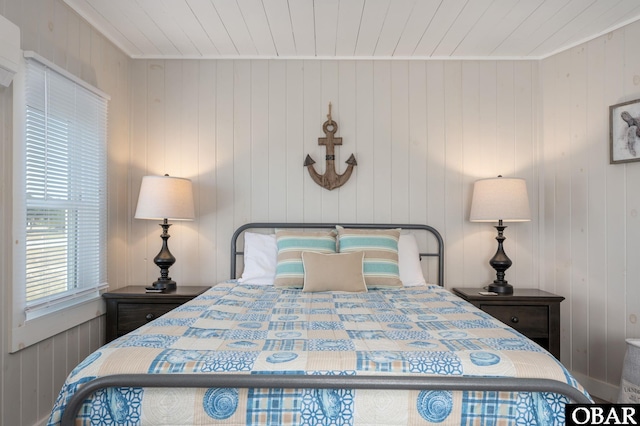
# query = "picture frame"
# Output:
<box><xmin>610</xmin><ymin>98</ymin><xmax>640</xmax><ymax>164</ymax></box>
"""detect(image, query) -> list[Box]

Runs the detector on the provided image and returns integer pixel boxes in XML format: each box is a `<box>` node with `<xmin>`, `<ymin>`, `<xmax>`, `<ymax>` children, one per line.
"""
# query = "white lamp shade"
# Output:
<box><xmin>470</xmin><ymin>177</ymin><xmax>531</xmax><ymax>222</ymax></box>
<box><xmin>135</xmin><ymin>175</ymin><xmax>195</xmax><ymax>220</ymax></box>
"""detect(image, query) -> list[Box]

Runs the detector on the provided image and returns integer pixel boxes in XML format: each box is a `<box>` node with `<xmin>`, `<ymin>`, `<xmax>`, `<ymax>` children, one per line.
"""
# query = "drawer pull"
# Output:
<box><xmin>510</xmin><ymin>316</ymin><xmax>519</xmax><ymax>324</ymax></box>
<box><xmin>145</xmin><ymin>313</ymin><xmax>155</xmax><ymax>321</ymax></box>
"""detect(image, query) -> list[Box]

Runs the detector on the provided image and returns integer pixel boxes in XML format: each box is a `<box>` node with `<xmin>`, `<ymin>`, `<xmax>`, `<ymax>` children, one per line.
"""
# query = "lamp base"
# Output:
<box><xmin>487</xmin><ymin>282</ymin><xmax>513</xmax><ymax>295</ymax></box>
<box><xmin>487</xmin><ymin>221</ymin><xmax>513</xmax><ymax>295</ymax></box>
<box><xmin>152</xmin><ymin>278</ymin><xmax>176</xmax><ymax>291</ymax></box>
<box><xmin>152</xmin><ymin>220</ymin><xmax>177</xmax><ymax>292</ymax></box>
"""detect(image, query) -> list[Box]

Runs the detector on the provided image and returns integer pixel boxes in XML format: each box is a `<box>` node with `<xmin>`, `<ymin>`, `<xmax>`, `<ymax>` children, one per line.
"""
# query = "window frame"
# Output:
<box><xmin>10</xmin><ymin>52</ymin><xmax>110</xmax><ymax>353</ymax></box>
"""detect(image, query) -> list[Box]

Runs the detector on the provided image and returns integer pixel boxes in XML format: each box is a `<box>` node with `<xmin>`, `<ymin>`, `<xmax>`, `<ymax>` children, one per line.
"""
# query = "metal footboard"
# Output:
<box><xmin>61</xmin><ymin>373</ymin><xmax>592</xmax><ymax>425</ymax></box>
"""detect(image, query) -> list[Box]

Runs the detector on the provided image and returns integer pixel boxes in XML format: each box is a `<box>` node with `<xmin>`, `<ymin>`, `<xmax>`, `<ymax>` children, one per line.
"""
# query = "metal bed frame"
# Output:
<box><xmin>230</xmin><ymin>223</ymin><xmax>445</xmax><ymax>286</ymax></box>
<box><xmin>59</xmin><ymin>222</ymin><xmax>591</xmax><ymax>425</ymax></box>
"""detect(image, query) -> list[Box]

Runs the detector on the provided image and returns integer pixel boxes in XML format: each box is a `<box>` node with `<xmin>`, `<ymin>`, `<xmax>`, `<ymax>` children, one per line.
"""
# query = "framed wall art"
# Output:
<box><xmin>610</xmin><ymin>98</ymin><xmax>640</xmax><ymax>164</ymax></box>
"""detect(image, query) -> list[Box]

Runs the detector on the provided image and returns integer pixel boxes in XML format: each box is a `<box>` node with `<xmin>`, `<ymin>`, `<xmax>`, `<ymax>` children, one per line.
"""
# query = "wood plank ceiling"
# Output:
<box><xmin>63</xmin><ymin>0</ymin><xmax>640</xmax><ymax>59</ymax></box>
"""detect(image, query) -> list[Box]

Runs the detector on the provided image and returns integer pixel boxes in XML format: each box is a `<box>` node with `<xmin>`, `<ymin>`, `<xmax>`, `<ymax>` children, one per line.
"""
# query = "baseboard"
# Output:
<box><xmin>32</xmin><ymin>415</ymin><xmax>49</xmax><ymax>426</ymax></box>
<box><xmin>571</xmin><ymin>370</ymin><xmax>620</xmax><ymax>403</ymax></box>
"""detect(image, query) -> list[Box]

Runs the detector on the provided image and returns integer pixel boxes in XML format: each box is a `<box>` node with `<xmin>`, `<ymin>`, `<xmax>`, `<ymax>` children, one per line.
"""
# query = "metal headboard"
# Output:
<box><xmin>230</xmin><ymin>223</ymin><xmax>444</xmax><ymax>287</ymax></box>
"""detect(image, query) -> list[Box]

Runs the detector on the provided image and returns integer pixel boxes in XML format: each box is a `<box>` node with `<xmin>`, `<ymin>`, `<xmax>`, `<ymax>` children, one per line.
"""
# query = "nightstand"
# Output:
<box><xmin>451</xmin><ymin>287</ymin><xmax>564</xmax><ymax>359</ymax></box>
<box><xmin>103</xmin><ymin>286</ymin><xmax>210</xmax><ymax>343</ymax></box>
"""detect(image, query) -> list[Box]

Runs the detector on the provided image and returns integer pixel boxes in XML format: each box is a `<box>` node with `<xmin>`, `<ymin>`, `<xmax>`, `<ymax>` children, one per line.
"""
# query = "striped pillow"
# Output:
<box><xmin>274</xmin><ymin>230</ymin><xmax>337</xmax><ymax>288</ymax></box>
<box><xmin>336</xmin><ymin>226</ymin><xmax>402</xmax><ymax>288</ymax></box>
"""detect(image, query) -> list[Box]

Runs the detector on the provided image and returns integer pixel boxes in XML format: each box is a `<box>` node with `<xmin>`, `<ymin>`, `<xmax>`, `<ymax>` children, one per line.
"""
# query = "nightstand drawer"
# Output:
<box><xmin>117</xmin><ymin>303</ymin><xmax>181</xmax><ymax>332</ymax></box>
<box><xmin>480</xmin><ymin>305</ymin><xmax>548</xmax><ymax>336</ymax></box>
<box><xmin>104</xmin><ymin>286</ymin><xmax>211</xmax><ymax>342</ymax></box>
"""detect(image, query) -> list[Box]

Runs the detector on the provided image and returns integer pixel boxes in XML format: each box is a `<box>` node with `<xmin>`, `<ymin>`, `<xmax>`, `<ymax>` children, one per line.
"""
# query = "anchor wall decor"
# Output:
<box><xmin>304</xmin><ymin>103</ymin><xmax>357</xmax><ymax>190</ymax></box>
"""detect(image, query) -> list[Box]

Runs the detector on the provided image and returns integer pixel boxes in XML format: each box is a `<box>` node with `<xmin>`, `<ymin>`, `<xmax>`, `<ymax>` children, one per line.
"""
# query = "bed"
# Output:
<box><xmin>48</xmin><ymin>223</ymin><xmax>591</xmax><ymax>425</ymax></box>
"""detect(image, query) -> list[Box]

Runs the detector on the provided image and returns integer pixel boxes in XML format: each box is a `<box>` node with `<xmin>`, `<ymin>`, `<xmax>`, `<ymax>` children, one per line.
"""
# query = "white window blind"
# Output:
<box><xmin>22</xmin><ymin>55</ymin><xmax>108</xmax><ymax>319</ymax></box>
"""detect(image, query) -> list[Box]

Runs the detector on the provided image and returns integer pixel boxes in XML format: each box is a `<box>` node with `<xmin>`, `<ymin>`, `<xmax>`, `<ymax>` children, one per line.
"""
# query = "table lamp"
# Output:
<box><xmin>469</xmin><ymin>175</ymin><xmax>531</xmax><ymax>295</ymax></box>
<box><xmin>135</xmin><ymin>175</ymin><xmax>195</xmax><ymax>291</ymax></box>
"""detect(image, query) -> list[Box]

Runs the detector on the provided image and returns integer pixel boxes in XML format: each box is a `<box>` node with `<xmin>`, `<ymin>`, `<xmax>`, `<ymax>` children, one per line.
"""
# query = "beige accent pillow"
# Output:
<box><xmin>301</xmin><ymin>251</ymin><xmax>367</xmax><ymax>293</ymax></box>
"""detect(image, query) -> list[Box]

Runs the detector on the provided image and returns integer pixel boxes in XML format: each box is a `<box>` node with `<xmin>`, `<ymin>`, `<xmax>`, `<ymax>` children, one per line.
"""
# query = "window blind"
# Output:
<box><xmin>22</xmin><ymin>56</ymin><xmax>108</xmax><ymax>319</ymax></box>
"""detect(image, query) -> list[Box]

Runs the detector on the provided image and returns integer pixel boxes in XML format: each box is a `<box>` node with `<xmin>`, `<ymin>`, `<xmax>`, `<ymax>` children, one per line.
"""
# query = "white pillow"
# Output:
<box><xmin>398</xmin><ymin>233</ymin><xmax>427</xmax><ymax>286</ymax></box>
<box><xmin>238</xmin><ymin>232</ymin><xmax>277</xmax><ymax>285</ymax></box>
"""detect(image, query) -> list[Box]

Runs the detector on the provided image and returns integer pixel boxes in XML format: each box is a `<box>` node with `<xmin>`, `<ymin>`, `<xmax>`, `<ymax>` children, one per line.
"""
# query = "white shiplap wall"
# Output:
<box><xmin>128</xmin><ymin>59</ymin><xmax>539</xmax><ymax>294</ymax></box>
<box><xmin>541</xmin><ymin>20</ymin><xmax>640</xmax><ymax>401</ymax></box>
<box><xmin>0</xmin><ymin>0</ymin><xmax>131</xmax><ymax>424</ymax></box>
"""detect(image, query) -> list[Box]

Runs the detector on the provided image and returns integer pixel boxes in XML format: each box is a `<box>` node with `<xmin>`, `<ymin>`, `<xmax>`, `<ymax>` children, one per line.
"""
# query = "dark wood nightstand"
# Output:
<box><xmin>451</xmin><ymin>287</ymin><xmax>564</xmax><ymax>359</ymax></box>
<box><xmin>103</xmin><ymin>286</ymin><xmax>210</xmax><ymax>342</ymax></box>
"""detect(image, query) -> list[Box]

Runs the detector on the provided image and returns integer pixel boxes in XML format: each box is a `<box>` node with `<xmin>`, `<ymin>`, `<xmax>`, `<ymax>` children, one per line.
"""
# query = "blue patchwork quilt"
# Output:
<box><xmin>47</xmin><ymin>282</ymin><xmax>589</xmax><ymax>425</ymax></box>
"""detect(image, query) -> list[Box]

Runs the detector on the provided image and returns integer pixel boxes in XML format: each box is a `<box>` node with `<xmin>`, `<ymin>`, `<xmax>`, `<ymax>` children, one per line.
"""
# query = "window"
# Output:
<box><xmin>11</xmin><ymin>52</ymin><xmax>110</xmax><ymax>352</ymax></box>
